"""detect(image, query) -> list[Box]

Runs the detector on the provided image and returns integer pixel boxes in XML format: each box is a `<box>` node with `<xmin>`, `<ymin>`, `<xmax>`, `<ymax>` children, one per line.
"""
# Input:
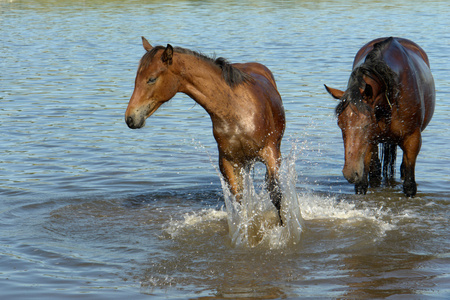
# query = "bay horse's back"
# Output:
<box><xmin>354</xmin><ymin>37</ymin><xmax>435</xmax><ymax>131</ymax></box>
<box><xmin>354</xmin><ymin>37</ymin><xmax>430</xmax><ymax>68</ymax></box>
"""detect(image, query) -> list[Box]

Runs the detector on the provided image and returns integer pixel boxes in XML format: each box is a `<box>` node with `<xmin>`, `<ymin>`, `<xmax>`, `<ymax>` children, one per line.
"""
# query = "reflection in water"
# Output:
<box><xmin>136</xmin><ymin>173</ymin><xmax>444</xmax><ymax>298</ymax></box>
<box><xmin>342</xmin><ymin>253</ymin><xmax>435</xmax><ymax>298</ymax></box>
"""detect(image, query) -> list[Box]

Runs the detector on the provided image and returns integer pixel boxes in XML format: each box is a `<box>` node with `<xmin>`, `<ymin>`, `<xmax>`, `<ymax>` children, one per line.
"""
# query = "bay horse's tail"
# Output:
<box><xmin>381</xmin><ymin>143</ymin><xmax>397</xmax><ymax>180</ymax></box>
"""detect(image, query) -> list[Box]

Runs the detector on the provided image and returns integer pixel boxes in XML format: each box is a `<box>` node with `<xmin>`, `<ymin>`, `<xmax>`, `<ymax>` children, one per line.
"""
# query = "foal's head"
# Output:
<box><xmin>125</xmin><ymin>37</ymin><xmax>178</xmax><ymax>129</ymax></box>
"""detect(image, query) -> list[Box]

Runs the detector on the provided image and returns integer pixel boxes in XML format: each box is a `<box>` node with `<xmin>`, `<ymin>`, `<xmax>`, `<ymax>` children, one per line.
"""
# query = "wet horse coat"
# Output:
<box><xmin>125</xmin><ymin>37</ymin><xmax>285</xmax><ymax>220</ymax></box>
<box><xmin>325</xmin><ymin>37</ymin><xmax>435</xmax><ymax>196</ymax></box>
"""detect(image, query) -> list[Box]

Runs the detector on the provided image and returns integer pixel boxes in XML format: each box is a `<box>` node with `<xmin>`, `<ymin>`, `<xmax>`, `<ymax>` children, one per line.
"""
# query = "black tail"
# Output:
<box><xmin>381</xmin><ymin>143</ymin><xmax>397</xmax><ymax>180</ymax></box>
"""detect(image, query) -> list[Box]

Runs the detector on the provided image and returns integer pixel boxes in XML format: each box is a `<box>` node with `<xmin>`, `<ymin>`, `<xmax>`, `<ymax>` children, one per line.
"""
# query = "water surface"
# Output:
<box><xmin>1</xmin><ymin>0</ymin><xmax>449</xmax><ymax>298</ymax></box>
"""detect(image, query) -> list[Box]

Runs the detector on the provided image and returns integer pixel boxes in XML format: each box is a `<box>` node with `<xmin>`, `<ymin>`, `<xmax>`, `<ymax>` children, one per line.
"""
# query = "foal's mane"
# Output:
<box><xmin>140</xmin><ymin>45</ymin><xmax>252</xmax><ymax>87</ymax></box>
<box><xmin>335</xmin><ymin>37</ymin><xmax>399</xmax><ymax>116</ymax></box>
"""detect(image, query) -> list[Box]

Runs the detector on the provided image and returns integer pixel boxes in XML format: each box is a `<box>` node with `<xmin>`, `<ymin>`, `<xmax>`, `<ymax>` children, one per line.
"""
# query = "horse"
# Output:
<box><xmin>125</xmin><ymin>37</ymin><xmax>286</xmax><ymax>222</ymax></box>
<box><xmin>325</xmin><ymin>37</ymin><xmax>435</xmax><ymax>197</ymax></box>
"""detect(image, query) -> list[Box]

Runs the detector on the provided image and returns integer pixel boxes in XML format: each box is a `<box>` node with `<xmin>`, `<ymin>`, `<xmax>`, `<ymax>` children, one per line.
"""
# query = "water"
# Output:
<box><xmin>1</xmin><ymin>0</ymin><xmax>449</xmax><ymax>298</ymax></box>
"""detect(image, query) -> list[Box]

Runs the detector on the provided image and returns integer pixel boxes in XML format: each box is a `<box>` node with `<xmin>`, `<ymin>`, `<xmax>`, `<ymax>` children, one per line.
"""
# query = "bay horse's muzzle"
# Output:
<box><xmin>342</xmin><ymin>168</ymin><xmax>360</xmax><ymax>184</ymax></box>
<box><xmin>343</xmin><ymin>163</ymin><xmax>368</xmax><ymax>194</ymax></box>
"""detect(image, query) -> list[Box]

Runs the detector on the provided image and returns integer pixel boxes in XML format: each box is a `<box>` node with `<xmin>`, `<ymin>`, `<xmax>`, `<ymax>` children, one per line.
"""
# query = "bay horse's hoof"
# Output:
<box><xmin>354</xmin><ymin>183</ymin><xmax>368</xmax><ymax>195</ymax></box>
<box><xmin>369</xmin><ymin>176</ymin><xmax>381</xmax><ymax>188</ymax></box>
<box><xmin>403</xmin><ymin>180</ymin><xmax>417</xmax><ymax>197</ymax></box>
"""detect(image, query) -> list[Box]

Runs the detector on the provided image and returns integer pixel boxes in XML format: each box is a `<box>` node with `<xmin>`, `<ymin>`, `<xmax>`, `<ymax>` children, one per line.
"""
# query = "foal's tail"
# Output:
<box><xmin>381</xmin><ymin>143</ymin><xmax>397</xmax><ymax>180</ymax></box>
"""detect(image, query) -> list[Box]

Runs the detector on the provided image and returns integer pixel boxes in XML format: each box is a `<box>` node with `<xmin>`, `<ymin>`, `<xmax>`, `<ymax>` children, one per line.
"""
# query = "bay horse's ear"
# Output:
<box><xmin>324</xmin><ymin>84</ymin><xmax>344</xmax><ymax>100</ymax></box>
<box><xmin>161</xmin><ymin>44</ymin><xmax>173</xmax><ymax>65</ymax></box>
<box><xmin>362</xmin><ymin>75</ymin><xmax>381</xmax><ymax>102</ymax></box>
<box><xmin>142</xmin><ymin>36</ymin><xmax>153</xmax><ymax>52</ymax></box>
<box><xmin>362</xmin><ymin>83</ymin><xmax>373</xmax><ymax>99</ymax></box>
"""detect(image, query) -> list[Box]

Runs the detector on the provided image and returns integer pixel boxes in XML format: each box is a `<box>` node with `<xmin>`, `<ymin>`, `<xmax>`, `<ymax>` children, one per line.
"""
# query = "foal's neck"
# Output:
<box><xmin>176</xmin><ymin>54</ymin><xmax>236</xmax><ymax>119</ymax></box>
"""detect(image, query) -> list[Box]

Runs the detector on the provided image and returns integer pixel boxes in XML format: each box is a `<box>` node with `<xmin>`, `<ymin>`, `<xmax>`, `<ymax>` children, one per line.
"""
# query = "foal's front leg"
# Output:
<box><xmin>219</xmin><ymin>156</ymin><xmax>244</xmax><ymax>201</ymax></box>
<box><xmin>261</xmin><ymin>146</ymin><xmax>283</xmax><ymax>224</ymax></box>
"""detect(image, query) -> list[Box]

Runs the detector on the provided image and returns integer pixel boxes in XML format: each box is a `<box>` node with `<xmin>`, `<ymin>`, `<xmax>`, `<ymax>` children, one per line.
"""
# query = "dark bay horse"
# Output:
<box><xmin>125</xmin><ymin>37</ymin><xmax>285</xmax><ymax>221</ymax></box>
<box><xmin>325</xmin><ymin>37</ymin><xmax>435</xmax><ymax>196</ymax></box>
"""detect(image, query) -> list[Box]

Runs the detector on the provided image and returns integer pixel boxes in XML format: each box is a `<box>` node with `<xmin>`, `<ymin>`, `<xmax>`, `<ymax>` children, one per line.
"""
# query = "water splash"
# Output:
<box><xmin>298</xmin><ymin>192</ymin><xmax>395</xmax><ymax>237</ymax></box>
<box><xmin>221</xmin><ymin>146</ymin><xmax>304</xmax><ymax>249</ymax></box>
<box><xmin>163</xmin><ymin>208</ymin><xmax>227</xmax><ymax>239</ymax></box>
<box><xmin>188</xmin><ymin>137</ymin><xmax>303</xmax><ymax>248</ymax></box>
<box><xmin>168</xmin><ymin>139</ymin><xmax>396</xmax><ymax>249</ymax></box>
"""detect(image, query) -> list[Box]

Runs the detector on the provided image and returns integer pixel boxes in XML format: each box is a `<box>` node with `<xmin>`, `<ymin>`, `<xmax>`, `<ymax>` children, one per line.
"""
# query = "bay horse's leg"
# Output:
<box><xmin>368</xmin><ymin>144</ymin><xmax>381</xmax><ymax>187</ymax></box>
<box><xmin>400</xmin><ymin>131</ymin><xmax>422</xmax><ymax>197</ymax></box>
<box><xmin>400</xmin><ymin>161</ymin><xmax>406</xmax><ymax>180</ymax></box>
<box><xmin>219</xmin><ymin>155</ymin><xmax>244</xmax><ymax>202</ymax></box>
<box><xmin>260</xmin><ymin>145</ymin><xmax>283</xmax><ymax>223</ymax></box>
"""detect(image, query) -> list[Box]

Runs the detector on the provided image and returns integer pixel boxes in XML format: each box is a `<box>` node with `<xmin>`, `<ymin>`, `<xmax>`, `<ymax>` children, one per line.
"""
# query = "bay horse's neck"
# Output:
<box><xmin>173</xmin><ymin>53</ymin><xmax>238</xmax><ymax>120</ymax></box>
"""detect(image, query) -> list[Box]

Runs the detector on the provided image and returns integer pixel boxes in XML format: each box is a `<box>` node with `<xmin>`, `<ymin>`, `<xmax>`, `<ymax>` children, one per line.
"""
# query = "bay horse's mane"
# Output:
<box><xmin>140</xmin><ymin>45</ymin><xmax>252</xmax><ymax>87</ymax></box>
<box><xmin>335</xmin><ymin>37</ymin><xmax>399</xmax><ymax>116</ymax></box>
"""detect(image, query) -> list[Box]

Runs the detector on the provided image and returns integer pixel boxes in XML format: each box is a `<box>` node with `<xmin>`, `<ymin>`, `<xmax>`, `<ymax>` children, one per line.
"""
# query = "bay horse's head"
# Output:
<box><xmin>325</xmin><ymin>62</ymin><xmax>397</xmax><ymax>193</ymax></box>
<box><xmin>325</xmin><ymin>38</ymin><xmax>398</xmax><ymax>194</ymax></box>
<box><xmin>125</xmin><ymin>37</ymin><xmax>178</xmax><ymax>129</ymax></box>
<box><xmin>326</xmin><ymin>79</ymin><xmax>377</xmax><ymax>193</ymax></box>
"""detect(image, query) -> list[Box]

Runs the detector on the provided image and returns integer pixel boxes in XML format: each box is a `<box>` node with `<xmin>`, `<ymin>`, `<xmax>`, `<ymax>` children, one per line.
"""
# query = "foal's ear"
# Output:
<box><xmin>324</xmin><ymin>84</ymin><xmax>344</xmax><ymax>99</ymax></box>
<box><xmin>161</xmin><ymin>44</ymin><xmax>173</xmax><ymax>65</ymax></box>
<box><xmin>142</xmin><ymin>37</ymin><xmax>153</xmax><ymax>52</ymax></box>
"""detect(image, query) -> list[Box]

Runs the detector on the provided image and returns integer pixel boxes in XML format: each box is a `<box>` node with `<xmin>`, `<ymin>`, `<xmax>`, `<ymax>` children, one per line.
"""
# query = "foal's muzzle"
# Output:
<box><xmin>125</xmin><ymin>115</ymin><xmax>144</xmax><ymax>129</ymax></box>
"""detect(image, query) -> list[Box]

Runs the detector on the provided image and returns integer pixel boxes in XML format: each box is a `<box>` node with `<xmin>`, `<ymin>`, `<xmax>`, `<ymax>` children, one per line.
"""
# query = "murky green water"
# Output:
<box><xmin>1</xmin><ymin>0</ymin><xmax>449</xmax><ymax>298</ymax></box>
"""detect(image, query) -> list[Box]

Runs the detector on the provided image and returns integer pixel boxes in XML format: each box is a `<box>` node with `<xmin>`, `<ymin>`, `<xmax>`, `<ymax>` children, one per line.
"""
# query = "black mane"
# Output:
<box><xmin>335</xmin><ymin>37</ymin><xmax>399</xmax><ymax>116</ymax></box>
<box><xmin>140</xmin><ymin>46</ymin><xmax>252</xmax><ymax>87</ymax></box>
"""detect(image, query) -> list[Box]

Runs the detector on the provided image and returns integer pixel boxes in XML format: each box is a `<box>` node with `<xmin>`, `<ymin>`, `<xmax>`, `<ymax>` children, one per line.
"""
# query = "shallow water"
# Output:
<box><xmin>1</xmin><ymin>0</ymin><xmax>449</xmax><ymax>298</ymax></box>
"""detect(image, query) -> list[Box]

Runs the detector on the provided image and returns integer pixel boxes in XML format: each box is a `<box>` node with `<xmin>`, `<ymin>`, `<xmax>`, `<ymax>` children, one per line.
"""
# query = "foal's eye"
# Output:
<box><xmin>147</xmin><ymin>77</ymin><xmax>157</xmax><ymax>85</ymax></box>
